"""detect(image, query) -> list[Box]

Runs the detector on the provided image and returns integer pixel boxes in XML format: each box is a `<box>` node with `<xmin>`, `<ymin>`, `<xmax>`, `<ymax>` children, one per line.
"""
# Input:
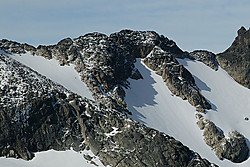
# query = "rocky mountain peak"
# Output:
<box><xmin>189</xmin><ymin>50</ymin><xmax>218</xmax><ymax>71</ymax></box>
<box><xmin>110</xmin><ymin>29</ymin><xmax>185</xmax><ymax>58</ymax></box>
<box><xmin>1</xmin><ymin>28</ymin><xmax>249</xmax><ymax>166</ymax></box>
<box><xmin>237</xmin><ymin>26</ymin><xmax>247</xmax><ymax>36</ymax></box>
<box><xmin>217</xmin><ymin>26</ymin><xmax>250</xmax><ymax>88</ymax></box>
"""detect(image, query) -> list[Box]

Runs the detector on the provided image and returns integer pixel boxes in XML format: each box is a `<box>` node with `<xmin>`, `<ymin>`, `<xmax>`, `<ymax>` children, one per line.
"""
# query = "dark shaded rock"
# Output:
<box><xmin>225</xmin><ymin>131</ymin><xmax>249</xmax><ymax>163</ymax></box>
<box><xmin>23</xmin><ymin>43</ymin><xmax>36</xmax><ymax>54</ymax></box>
<box><xmin>217</xmin><ymin>26</ymin><xmax>250</xmax><ymax>88</ymax></box>
<box><xmin>36</xmin><ymin>45</ymin><xmax>52</xmax><ymax>59</ymax></box>
<box><xmin>110</xmin><ymin>29</ymin><xmax>185</xmax><ymax>58</ymax></box>
<box><xmin>83</xmin><ymin>154</ymin><xmax>93</xmax><ymax>161</ymax></box>
<box><xmin>80</xmin><ymin>110</ymin><xmax>216</xmax><ymax>167</ymax></box>
<box><xmin>197</xmin><ymin>115</ymin><xmax>249</xmax><ymax>163</ymax></box>
<box><xmin>130</xmin><ymin>68</ymin><xmax>143</xmax><ymax>80</ymax></box>
<box><xmin>189</xmin><ymin>50</ymin><xmax>218</xmax><ymax>70</ymax></box>
<box><xmin>0</xmin><ymin>39</ymin><xmax>26</xmax><ymax>54</ymax></box>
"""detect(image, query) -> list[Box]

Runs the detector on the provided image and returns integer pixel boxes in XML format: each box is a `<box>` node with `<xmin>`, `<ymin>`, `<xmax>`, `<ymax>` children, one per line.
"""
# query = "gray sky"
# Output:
<box><xmin>0</xmin><ymin>0</ymin><xmax>249</xmax><ymax>53</ymax></box>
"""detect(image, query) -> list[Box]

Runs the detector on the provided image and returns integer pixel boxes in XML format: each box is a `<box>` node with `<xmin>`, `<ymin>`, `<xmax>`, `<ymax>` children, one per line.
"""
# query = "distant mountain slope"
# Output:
<box><xmin>217</xmin><ymin>26</ymin><xmax>250</xmax><ymax>89</ymax></box>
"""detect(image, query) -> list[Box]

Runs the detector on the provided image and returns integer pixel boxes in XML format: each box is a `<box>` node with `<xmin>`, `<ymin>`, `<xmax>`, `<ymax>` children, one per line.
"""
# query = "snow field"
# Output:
<box><xmin>0</xmin><ymin>149</ymin><xmax>105</xmax><ymax>167</ymax></box>
<box><xmin>9</xmin><ymin>52</ymin><xmax>93</xmax><ymax>100</ymax></box>
<box><xmin>125</xmin><ymin>59</ymin><xmax>250</xmax><ymax>167</ymax></box>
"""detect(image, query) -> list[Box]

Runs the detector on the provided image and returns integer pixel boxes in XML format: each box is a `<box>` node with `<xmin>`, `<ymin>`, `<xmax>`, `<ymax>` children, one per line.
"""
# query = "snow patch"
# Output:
<box><xmin>9</xmin><ymin>52</ymin><xmax>93</xmax><ymax>100</ymax></box>
<box><xmin>105</xmin><ymin>127</ymin><xmax>121</xmax><ymax>137</ymax></box>
<box><xmin>0</xmin><ymin>149</ymin><xmax>106</xmax><ymax>167</ymax></box>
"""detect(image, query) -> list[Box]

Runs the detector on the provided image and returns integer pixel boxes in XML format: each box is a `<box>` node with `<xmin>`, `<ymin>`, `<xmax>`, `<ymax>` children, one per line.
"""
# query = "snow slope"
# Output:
<box><xmin>0</xmin><ymin>149</ymin><xmax>105</xmax><ymax>167</ymax></box>
<box><xmin>125</xmin><ymin>59</ymin><xmax>250</xmax><ymax>167</ymax></box>
<box><xmin>178</xmin><ymin>58</ymin><xmax>250</xmax><ymax>165</ymax></box>
<box><xmin>8</xmin><ymin>52</ymin><xmax>93</xmax><ymax>100</ymax></box>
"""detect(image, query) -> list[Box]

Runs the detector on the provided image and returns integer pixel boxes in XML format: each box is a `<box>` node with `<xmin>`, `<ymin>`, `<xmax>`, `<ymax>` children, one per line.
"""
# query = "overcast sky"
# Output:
<box><xmin>0</xmin><ymin>0</ymin><xmax>249</xmax><ymax>53</ymax></box>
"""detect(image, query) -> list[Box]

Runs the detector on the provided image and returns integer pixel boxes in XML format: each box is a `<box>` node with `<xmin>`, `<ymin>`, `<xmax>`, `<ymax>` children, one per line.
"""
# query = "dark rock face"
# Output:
<box><xmin>0</xmin><ymin>39</ymin><xmax>26</xmax><ymax>54</ymax></box>
<box><xmin>110</xmin><ymin>30</ymin><xmax>185</xmax><ymax>58</ymax></box>
<box><xmin>0</xmin><ymin>54</ymin><xmax>216</xmax><ymax>166</ymax></box>
<box><xmin>217</xmin><ymin>26</ymin><xmax>250</xmax><ymax>88</ymax></box>
<box><xmin>130</xmin><ymin>68</ymin><xmax>143</xmax><ymax>80</ymax></box>
<box><xmin>82</xmin><ymin>116</ymin><xmax>214</xmax><ymax>167</ymax></box>
<box><xmin>225</xmin><ymin>131</ymin><xmax>249</xmax><ymax>163</ymax></box>
<box><xmin>189</xmin><ymin>50</ymin><xmax>218</xmax><ymax>71</ymax></box>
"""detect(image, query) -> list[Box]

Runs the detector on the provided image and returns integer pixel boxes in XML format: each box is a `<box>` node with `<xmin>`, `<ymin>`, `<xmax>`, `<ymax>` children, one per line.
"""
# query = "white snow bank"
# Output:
<box><xmin>9</xmin><ymin>52</ymin><xmax>93</xmax><ymax>100</ymax></box>
<box><xmin>0</xmin><ymin>149</ymin><xmax>105</xmax><ymax>167</ymax></box>
<box><xmin>125</xmin><ymin>59</ymin><xmax>249</xmax><ymax>166</ymax></box>
<box><xmin>177</xmin><ymin>59</ymin><xmax>250</xmax><ymax>137</ymax></box>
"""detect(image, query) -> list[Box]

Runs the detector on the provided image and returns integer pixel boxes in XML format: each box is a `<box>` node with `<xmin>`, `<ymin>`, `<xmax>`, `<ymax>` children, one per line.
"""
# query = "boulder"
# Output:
<box><xmin>197</xmin><ymin>115</ymin><xmax>249</xmax><ymax>163</ymax></box>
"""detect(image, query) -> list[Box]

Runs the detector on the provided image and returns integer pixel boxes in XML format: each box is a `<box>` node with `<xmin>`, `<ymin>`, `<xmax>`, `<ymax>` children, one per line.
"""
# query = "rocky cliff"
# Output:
<box><xmin>217</xmin><ymin>26</ymin><xmax>250</xmax><ymax>88</ymax></box>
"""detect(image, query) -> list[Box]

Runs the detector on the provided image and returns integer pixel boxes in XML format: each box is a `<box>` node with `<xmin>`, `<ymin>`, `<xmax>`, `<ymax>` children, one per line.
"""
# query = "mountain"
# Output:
<box><xmin>217</xmin><ymin>26</ymin><xmax>250</xmax><ymax>89</ymax></box>
<box><xmin>0</xmin><ymin>27</ymin><xmax>249</xmax><ymax>166</ymax></box>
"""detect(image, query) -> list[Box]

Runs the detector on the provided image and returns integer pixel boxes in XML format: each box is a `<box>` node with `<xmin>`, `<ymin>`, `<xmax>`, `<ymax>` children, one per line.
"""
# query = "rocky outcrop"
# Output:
<box><xmin>0</xmin><ymin>39</ymin><xmax>26</xmax><ymax>54</ymax></box>
<box><xmin>0</xmin><ymin>54</ymin><xmax>216</xmax><ymax>166</ymax></box>
<box><xmin>110</xmin><ymin>29</ymin><xmax>186</xmax><ymax>58</ymax></box>
<box><xmin>189</xmin><ymin>50</ymin><xmax>218</xmax><ymax>71</ymax></box>
<box><xmin>217</xmin><ymin>26</ymin><xmax>250</xmax><ymax>88</ymax></box>
<box><xmin>196</xmin><ymin>114</ymin><xmax>249</xmax><ymax>163</ymax></box>
<box><xmin>0</xmin><ymin>39</ymin><xmax>36</xmax><ymax>55</ymax></box>
<box><xmin>144</xmin><ymin>46</ymin><xmax>211</xmax><ymax>112</ymax></box>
